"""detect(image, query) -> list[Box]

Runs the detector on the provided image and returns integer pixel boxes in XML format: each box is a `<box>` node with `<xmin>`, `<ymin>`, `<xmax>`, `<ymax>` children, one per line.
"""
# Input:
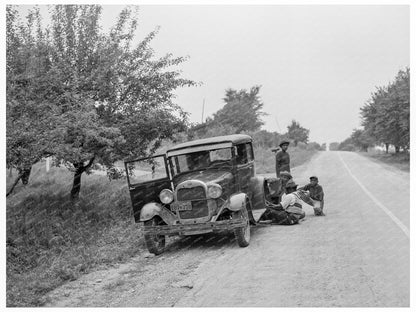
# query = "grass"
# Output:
<box><xmin>362</xmin><ymin>151</ymin><xmax>410</xmax><ymax>172</ymax></box>
<box><xmin>254</xmin><ymin>144</ymin><xmax>319</xmax><ymax>174</ymax></box>
<box><xmin>6</xmin><ymin>162</ymin><xmax>142</xmax><ymax>307</ymax></box>
<box><xmin>6</xmin><ymin>145</ymin><xmax>318</xmax><ymax>307</ymax></box>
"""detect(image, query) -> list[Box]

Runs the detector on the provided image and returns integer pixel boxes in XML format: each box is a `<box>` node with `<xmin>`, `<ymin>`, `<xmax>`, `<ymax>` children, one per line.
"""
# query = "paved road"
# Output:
<box><xmin>45</xmin><ymin>151</ymin><xmax>410</xmax><ymax>307</ymax></box>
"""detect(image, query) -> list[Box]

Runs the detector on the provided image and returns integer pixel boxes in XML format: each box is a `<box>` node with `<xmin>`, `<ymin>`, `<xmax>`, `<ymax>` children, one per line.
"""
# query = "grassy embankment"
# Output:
<box><xmin>6</xmin><ymin>164</ymin><xmax>140</xmax><ymax>307</ymax></box>
<box><xmin>362</xmin><ymin>150</ymin><xmax>410</xmax><ymax>172</ymax></box>
<box><xmin>6</xmin><ymin>145</ymin><xmax>318</xmax><ymax>307</ymax></box>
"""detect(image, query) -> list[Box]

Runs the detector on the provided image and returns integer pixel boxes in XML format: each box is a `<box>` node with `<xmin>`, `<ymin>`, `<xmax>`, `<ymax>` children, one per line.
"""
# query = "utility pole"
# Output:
<box><xmin>201</xmin><ymin>98</ymin><xmax>205</xmax><ymax>123</ymax></box>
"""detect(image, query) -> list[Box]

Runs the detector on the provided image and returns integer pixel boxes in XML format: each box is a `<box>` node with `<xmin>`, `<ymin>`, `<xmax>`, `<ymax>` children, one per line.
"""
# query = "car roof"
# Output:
<box><xmin>167</xmin><ymin>134</ymin><xmax>252</xmax><ymax>152</ymax></box>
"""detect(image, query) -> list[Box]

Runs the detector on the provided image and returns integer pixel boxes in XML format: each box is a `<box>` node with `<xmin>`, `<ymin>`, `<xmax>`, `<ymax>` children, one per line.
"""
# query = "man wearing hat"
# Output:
<box><xmin>275</xmin><ymin>140</ymin><xmax>291</xmax><ymax>178</ymax></box>
<box><xmin>261</xmin><ymin>179</ymin><xmax>307</xmax><ymax>225</ymax></box>
<box><xmin>279</xmin><ymin>170</ymin><xmax>292</xmax><ymax>192</ymax></box>
<box><xmin>265</xmin><ymin>170</ymin><xmax>292</xmax><ymax>205</ymax></box>
<box><xmin>299</xmin><ymin>176</ymin><xmax>325</xmax><ymax>216</ymax></box>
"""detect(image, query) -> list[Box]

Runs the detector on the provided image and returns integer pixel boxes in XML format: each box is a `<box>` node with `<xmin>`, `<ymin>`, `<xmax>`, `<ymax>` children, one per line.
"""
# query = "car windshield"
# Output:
<box><xmin>169</xmin><ymin>147</ymin><xmax>232</xmax><ymax>176</ymax></box>
<box><xmin>125</xmin><ymin>155</ymin><xmax>168</xmax><ymax>185</ymax></box>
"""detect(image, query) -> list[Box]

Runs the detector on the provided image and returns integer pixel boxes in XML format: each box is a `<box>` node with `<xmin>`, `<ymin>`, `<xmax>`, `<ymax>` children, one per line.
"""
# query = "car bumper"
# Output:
<box><xmin>143</xmin><ymin>219</ymin><xmax>246</xmax><ymax>236</ymax></box>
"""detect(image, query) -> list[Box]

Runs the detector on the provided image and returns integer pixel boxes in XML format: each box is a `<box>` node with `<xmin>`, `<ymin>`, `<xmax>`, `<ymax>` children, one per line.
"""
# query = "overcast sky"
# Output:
<box><xmin>17</xmin><ymin>5</ymin><xmax>410</xmax><ymax>144</ymax></box>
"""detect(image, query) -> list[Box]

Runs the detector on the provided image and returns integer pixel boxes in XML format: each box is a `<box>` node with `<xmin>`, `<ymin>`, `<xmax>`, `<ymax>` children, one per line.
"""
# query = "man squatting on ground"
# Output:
<box><xmin>275</xmin><ymin>140</ymin><xmax>290</xmax><ymax>177</ymax></box>
<box><xmin>299</xmin><ymin>176</ymin><xmax>325</xmax><ymax>216</ymax></box>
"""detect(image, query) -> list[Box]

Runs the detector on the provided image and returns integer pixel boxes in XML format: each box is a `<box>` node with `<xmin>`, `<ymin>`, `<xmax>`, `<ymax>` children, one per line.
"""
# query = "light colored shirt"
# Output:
<box><xmin>281</xmin><ymin>192</ymin><xmax>304</xmax><ymax>215</ymax></box>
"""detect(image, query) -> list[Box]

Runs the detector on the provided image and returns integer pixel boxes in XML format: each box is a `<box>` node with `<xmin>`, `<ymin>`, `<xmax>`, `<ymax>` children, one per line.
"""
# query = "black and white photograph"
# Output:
<box><xmin>3</xmin><ymin>1</ymin><xmax>413</xmax><ymax>308</ymax></box>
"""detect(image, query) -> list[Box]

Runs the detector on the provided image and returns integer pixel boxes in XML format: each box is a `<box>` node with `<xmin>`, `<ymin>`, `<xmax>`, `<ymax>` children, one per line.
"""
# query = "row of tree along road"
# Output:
<box><xmin>6</xmin><ymin>5</ymin><xmax>322</xmax><ymax>199</ymax></box>
<box><xmin>331</xmin><ymin>68</ymin><xmax>409</xmax><ymax>154</ymax></box>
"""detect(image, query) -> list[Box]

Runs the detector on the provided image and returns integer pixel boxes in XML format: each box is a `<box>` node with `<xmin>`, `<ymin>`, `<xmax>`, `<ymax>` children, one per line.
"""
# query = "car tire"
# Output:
<box><xmin>144</xmin><ymin>217</ymin><xmax>166</xmax><ymax>255</ymax></box>
<box><xmin>232</xmin><ymin>203</ymin><xmax>250</xmax><ymax>247</ymax></box>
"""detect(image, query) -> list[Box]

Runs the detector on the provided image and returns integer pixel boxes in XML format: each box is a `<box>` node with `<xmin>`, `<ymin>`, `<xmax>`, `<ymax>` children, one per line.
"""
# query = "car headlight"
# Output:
<box><xmin>207</xmin><ymin>184</ymin><xmax>222</xmax><ymax>199</ymax></box>
<box><xmin>159</xmin><ymin>189</ymin><xmax>174</xmax><ymax>204</ymax></box>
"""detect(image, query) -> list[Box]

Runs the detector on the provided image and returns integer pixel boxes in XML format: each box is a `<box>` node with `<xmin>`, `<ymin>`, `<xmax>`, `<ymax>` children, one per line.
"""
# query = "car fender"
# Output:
<box><xmin>228</xmin><ymin>193</ymin><xmax>256</xmax><ymax>224</ymax></box>
<box><xmin>140</xmin><ymin>202</ymin><xmax>177</xmax><ymax>225</ymax></box>
<box><xmin>228</xmin><ymin>193</ymin><xmax>248</xmax><ymax>211</ymax></box>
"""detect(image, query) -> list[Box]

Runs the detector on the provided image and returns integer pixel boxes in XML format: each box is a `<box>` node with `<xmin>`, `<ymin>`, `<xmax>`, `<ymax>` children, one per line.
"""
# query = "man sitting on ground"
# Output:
<box><xmin>262</xmin><ymin>180</ymin><xmax>307</xmax><ymax>225</ymax></box>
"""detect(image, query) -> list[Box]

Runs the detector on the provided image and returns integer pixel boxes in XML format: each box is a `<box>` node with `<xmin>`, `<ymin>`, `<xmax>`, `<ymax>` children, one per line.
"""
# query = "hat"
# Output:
<box><xmin>309</xmin><ymin>176</ymin><xmax>318</xmax><ymax>181</ymax></box>
<box><xmin>279</xmin><ymin>140</ymin><xmax>290</xmax><ymax>147</ymax></box>
<box><xmin>285</xmin><ymin>179</ymin><xmax>298</xmax><ymax>188</ymax></box>
<box><xmin>280</xmin><ymin>171</ymin><xmax>292</xmax><ymax>179</ymax></box>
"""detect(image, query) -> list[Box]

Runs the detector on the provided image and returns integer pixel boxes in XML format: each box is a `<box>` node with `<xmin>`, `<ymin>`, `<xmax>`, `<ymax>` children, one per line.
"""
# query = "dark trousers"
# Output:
<box><xmin>312</xmin><ymin>199</ymin><xmax>325</xmax><ymax>216</ymax></box>
<box><xmin>263</xmin><ymin>209</ymin><xmax>304</xmax><ymax>225</ymax></box>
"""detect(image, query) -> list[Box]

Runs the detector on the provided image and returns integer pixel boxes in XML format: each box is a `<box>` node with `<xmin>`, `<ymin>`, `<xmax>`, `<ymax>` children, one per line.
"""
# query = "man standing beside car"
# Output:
<box><xmin>275</xmin><ymin>140</ymin><xmax>291</xmax><ymax>178</ymax></box>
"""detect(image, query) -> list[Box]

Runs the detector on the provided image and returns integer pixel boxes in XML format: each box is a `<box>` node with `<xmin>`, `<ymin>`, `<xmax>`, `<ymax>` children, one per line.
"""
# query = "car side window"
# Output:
<box><xmin>246</xmin><ymin>143</ymin><xmax>254</xmax><ymax>162</ymax></box>
<box><xmin>236</xmin><ymin>143</ymin><xmax>248</xmax><ymax>165</ymax></box>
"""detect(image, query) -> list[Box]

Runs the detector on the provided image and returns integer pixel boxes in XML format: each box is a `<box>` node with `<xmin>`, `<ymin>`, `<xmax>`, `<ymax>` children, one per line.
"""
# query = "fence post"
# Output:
<box><xmin>46</xmin><ymin>157</ymin><xmax>50</xmax><ymax>173</ymax></box>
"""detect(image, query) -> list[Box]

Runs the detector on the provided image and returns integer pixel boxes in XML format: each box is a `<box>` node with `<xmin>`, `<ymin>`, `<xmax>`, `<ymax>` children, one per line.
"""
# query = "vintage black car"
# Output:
<box><xmin>124</xmin><ymin>134</ymin><xmax>280</xmax><ymax>255</ymax></box>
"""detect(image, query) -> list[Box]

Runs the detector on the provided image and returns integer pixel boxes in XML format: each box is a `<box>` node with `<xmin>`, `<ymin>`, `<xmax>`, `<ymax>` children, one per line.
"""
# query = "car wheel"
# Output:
<box><xmin>144</xmin><ymin>217</ymin><xmax>166</xmax><ymax>255</ymax></box>
<box><xmin>232</xmin><ymin>204</ymin><xmax>250</xmax><ymax>247</ymax></box>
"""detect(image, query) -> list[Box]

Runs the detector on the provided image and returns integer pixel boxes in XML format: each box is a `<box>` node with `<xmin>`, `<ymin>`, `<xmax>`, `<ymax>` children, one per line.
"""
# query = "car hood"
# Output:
<box><xmin>173</xmin><ymin>169</ymin><xmax>233</xmax><ymax>187</ymax></box>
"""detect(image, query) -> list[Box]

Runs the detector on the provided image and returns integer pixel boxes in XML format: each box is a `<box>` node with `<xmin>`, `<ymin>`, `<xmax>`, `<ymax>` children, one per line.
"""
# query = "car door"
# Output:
<box><xmin>124</xmin><ymin>154</ymin><xmax>171</xmax><ymax>222</ymax></box>
<box><xmin>235</xmin><ymin>143</ymin><xmax>255</xmax><ymax>195</ymax></box>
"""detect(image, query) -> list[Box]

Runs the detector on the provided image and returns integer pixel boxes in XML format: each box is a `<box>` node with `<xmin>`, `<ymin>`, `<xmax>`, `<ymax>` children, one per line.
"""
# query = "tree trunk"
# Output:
<box><xmin>6</xmin><ymin>174</ymin><xmax>23</xmax><ymax>197</ymax></box>
<box><xmin>20</xmin><ymin>167</ymin><xmax>32</xmax><ymax>185</ymax></box>
<box><xmin>70</xmin><ymin>157</ymin><xmax>95</xmax><ymax>200</ymax></box>
<box><xmin>6</xmin><ymin>166</ymin><xmax>32</xmax><ymax>197</ymax></box>
<box><xmin>385</xmin><ymin>143</ymin><xmax>389</xmax><ymax>154</ymax></box>
<box><xmin>395</xmin><ymin>145</ymin><xmax>400</xmax><ymax>153</ymax></box>
<box><xmin>70</xmin><ymin>164</ymin><xmax>84</xmax><ymax>200</ymax></box>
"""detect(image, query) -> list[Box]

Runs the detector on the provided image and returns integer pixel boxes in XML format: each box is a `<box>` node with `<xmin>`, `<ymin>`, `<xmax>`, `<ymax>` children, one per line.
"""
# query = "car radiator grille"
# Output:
<box><xmin>177</xmin><ymin>186</ymin><xmax>209</xmax><ymax>219</ymax></box>
<box><xmin>177</xmin><ymin>186</ymin><xmax>205</xmax><ymax>201</ymax></box>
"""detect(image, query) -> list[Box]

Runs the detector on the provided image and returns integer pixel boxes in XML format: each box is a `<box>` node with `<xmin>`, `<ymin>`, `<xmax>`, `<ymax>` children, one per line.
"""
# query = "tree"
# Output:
<box><xmin>338</xmin><ymin>137</ymin><xmax>355</xmax><ymax>151</ymax></box>
<box><xmin>209</xmin><ymin>86</ymin><xmax>266</xmax><ymax>133</ymax></box>
<box><xmin>6</xmin><ymin>6</ymin><xmax>59</xmax><ymax>196</ymax></box>
<box><xmin>6</xmin><ymin>5</ymin><xmax>196</xmax><ymax>199</ymax></box>
<box><xmin>286</xmin><ymin>120</ymin><xmax>309</xmax><ymax>146</ymax></box>
<box><xmin>387</xmin><ymin>68</ymin><xmax>410</xmax><ymax>152</ymax></box>
<box><xmin>329</xmin><ymin>142</ymin><xmax>339</xmax><ymax>151</ymax></box>
<box><xmin>350</xmin><ymin>129</ymin><xmax>374</xmax><ymax>152</ymax></box>
<box><xmin>29</xmin><ymin>5</ymin><xmax>129</xmax><ymax>199</ymax></box>
<box><xmin>306</xmin><ymin>142</ymin><xmax>322</xmax><ymax>151</ymax></box>
<box><xmin>51</xmin><ymin>5</ymin><xmax>197</xmax><ymax>198</ymax></box>
<box><xmin>361</xmin><ymin>68</ymin><xmax>409</xmax><ymax>153</ymax></box>
<box><xmin>250</xmin><ymin>130</ymin><xmax>282</xmax><ymax>148</ymax></box>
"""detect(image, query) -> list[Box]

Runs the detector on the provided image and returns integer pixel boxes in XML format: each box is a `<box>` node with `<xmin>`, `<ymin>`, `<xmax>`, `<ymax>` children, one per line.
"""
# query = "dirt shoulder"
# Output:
<box><xmin>44</xmin><ymin>233</ymin><xmax>239</xmax><ymax>307</ymax></box>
